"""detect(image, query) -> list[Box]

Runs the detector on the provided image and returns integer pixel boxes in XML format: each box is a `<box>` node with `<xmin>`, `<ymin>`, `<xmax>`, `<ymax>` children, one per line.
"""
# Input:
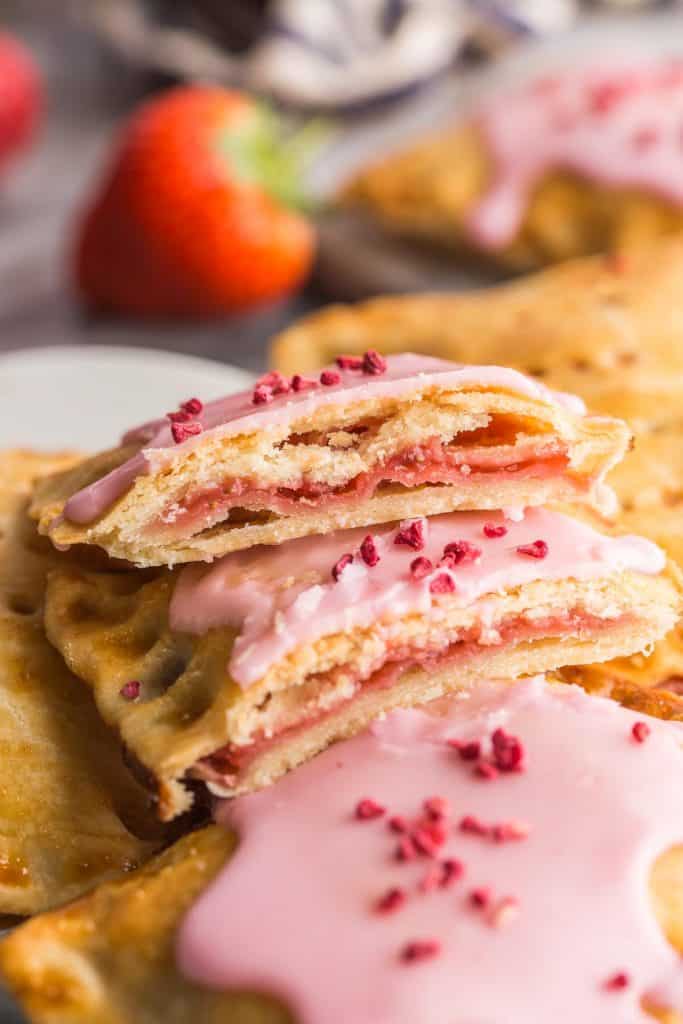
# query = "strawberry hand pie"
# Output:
<box><xmin>31</xmin><ymin>354</ymin><xmax>629</xmax><ymax>567</ymax></box>
<box><xmin>6</xmin><ymin>678</ymin><xmax>683</xmax><ymax>1023</ymax></box>
<box><xmin>43</xmin><ymin>507</ymin><xmax>681</xmax><ymax>818</ymax></box>
<box><xmin>344</xmin><ymin>59</ymin><xmax>683</xmax><ymax>271</ymax></box>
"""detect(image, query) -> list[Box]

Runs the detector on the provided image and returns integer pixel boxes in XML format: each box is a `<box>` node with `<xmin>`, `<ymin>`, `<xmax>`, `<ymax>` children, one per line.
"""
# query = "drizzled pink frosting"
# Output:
<box><xmin>169</xmin><ymin>507</ymin><xmax>665</xmax><ymax>687</ymax></box>
<box><xmin>468</xmin><ymin>59</ymin><xmax>683</xmax><ymax>249</ymax></box>
<box><xmin>177</xmin><ymin>677</ymin><xmax>683</xmax><ymax>1022</ymax></box>
<box><xmin>62</xmin><ymin>354</ymin><xmax>586</xmax><ymax>525</ymax></box>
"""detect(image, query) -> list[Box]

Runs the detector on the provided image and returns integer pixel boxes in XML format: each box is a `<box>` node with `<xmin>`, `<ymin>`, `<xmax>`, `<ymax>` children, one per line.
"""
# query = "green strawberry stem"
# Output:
<box><xmin>222</xmin><ymin>105</ymin><xmax>329</xmax><ymax>212</ymax></box>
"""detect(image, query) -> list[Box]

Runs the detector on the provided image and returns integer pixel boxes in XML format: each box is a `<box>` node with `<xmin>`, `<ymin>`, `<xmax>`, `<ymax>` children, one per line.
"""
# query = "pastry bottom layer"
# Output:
<box><xmin>194</xmin><ymin>609</ymin><xmax>634</xmax><ymax>798</ymax></box>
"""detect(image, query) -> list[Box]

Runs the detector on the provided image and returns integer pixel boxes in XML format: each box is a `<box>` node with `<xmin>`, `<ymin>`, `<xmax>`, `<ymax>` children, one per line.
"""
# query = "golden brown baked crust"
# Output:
<box><xmin>342</xmin><ymin>123</ymin><xmax>683</xmax><ymax>271</ymax></box>
<box><xmin>0</xmin><ymin>450</ymin><xmax>164</xmax><ymax>914</ymax></box>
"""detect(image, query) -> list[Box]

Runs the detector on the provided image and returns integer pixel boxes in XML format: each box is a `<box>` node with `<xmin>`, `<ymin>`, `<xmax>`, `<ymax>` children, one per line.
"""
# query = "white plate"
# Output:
<box><xmin>0</xmin><ymin>346</ymin><xmax>253</xmax><ymax>452</ymax></box>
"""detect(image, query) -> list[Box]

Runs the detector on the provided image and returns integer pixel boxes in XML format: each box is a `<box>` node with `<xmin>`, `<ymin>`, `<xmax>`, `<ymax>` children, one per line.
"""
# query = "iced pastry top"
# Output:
<box><xmin>62</xmin><ymin>353</ymin><xmax>587</xmax><ymax>525</ymax></box>
<box><xmin>468</xmin><ymin>59</ymin><xmax>683</xmax><ymax>248</ymax></box>
<box><xmin>169</xmin><ymin>506</ymin><xmax>666</xmax><ymax>687</ymax></box>
<box><xmin>178</xmin><ymin>677</ymin><xmax>683</xmax><ymax>1023</ymax></box>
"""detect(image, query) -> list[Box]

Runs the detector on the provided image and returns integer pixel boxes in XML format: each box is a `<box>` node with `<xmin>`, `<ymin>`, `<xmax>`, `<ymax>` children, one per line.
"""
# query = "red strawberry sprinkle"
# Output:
<box><xmin>120</xmin><ymin>680</ymin><xmax>141</xmax><ymax>701</ymax></box>
<box><xmin>181</xmin><ymin>397</ymin><xmax>204</xmax><ymax>414</ymax></box>
<box><xmin>320</xmin><ymin>369</ymin><xmax>342</xmax><ymax>387</ymax></box>
<box><xmin>360</xmin><ymin>534</ymin><xmax>380</xmax><ymax>567</ymax></box>
<box><xmin>632</xmin><ymin>721</ymin><xmax>650</xmax><ymax>744</ymax></box>
<box><xmin>516</xmin><ymin>539</ymin><xmax>548</xmax><ymax>559</ymax></box>
<box><xmin>355</xmin><ymin>797</ymin><xmax>385</xmax><ymax>821</ymax></box>
<box><xmin>443</xmin><ymin>540</ymin><xmax>482</xmax><ymax>565</ymax></box>
<box><xmin>388</xmin><ymin>815</ymin><xmax>409</xmax><ymax>834</ymax></box>
<box><xmin>469</xmin><ymin>887</ymin><xmax>492</xmax><ymax>909</ymax></box>
<box><xmin>491</xmin><ymin>820</ymin><xmax>531</xmax><ymax>843</ymax></box>
<box><xmin>336</xmin><ymin>354</ymin><xmax>363</xmax><ymax>371</ymax></box>
<box><xmin>483</xmin><ymin>523</ymin><xmax>508</xmax><ymax>539</ymax></box>
<box><xmin>396</xmin><ymin>836</ymin><xmax>418</xmax><ymax>862</ymax></box>
<box><xmin>439</xmin><ymin>858</ymin><xmax>464</xmax><ymax>887</ymax></box>
<box><xmin>291</xmin><ymin>374</ymin><xmax>318</xmax><ymax>393</ymax></box>
<box><xmin>375</xmin><ymin>887</ymin><xmax>406</xmax><ymax>914</ymax></box>
<box><xmin>491</xmin><ymin>728</ymin><xmax>526</xmax><ymax>772</ymax></box>
<box><xmin>408</xmin><ymin>556</ymin><xmax>431</xmax><ymax>581</ymax></box>
<box><xmin>252</xmin><ymin>383</ymin><xmax>273</xmax><ymax>405</ymax></box>
<box><xmin>332</xmin><ymin>553</ymin><xmax>354</xmax><ymax>582</ymax></box>
<box><xmin>167</xmin><ymin>409</ymin><xmax>191</xmax><ymax>423</ymax></box>
<box><xmin>400</xmin><ymin>939</ymin><xmax>441</xmax><ymax>964</ymax></box>
<box><xmin>256</xmin><ymin>372</ymin><xmax>289</xmax><ymax>396</ymax></box>
<box><xmin>604</xmin><ymin>971</ymin><xmax>630</xmax><ymax>991</ymax></box>
<box><xmin>429</xmin><ymin>572</ymin><xmax>456</xmax><ymax>595</ymax></box>
<box><xmin>412</xmin><ymin>828</ymin><xmax>441</xmax><ymax>858</ymax></box>
<box><xmin>459</xmin><ymin>815</ymin><xmax>490</xmax><ymax>838</ymax></box>
<box><xmin>362</xmin><ymin>349</ymin><xmax>388</xmax><ymax>375</ymax></box>
<box><xmin>475</xmin><ymin>761</ymin><xmax>499</xmax><ymax>781</ymax></box>
<box><xmin>448</xmin><ymin>738</ymin><xmax>481</xmax><ymax>761</ymax></box>
<box><xmin>423</xmin><ymin>796</ymin><xmax>450</xmax><ymax>821</ymax></box>
<box><xmin>395</xmin><ymin>520</ymin><xmax>425</xmax><ymax>550</ymax></box>
<box><xmin>171</xmin><ymin>420</ymin><xmax>202</xmax><ymax>444</ymax></box>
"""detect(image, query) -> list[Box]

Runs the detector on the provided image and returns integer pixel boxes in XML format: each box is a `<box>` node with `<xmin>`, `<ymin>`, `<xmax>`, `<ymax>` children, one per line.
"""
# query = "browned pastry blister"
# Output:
<box><xmin>341</xmin><ymin>122</ymin><xmax>683</xmax><ymax>272</ymax></box>
<box><xmin>0</xmin><ymin>450</ymin><xmax>165</xmax><ymax>915</ymax></box>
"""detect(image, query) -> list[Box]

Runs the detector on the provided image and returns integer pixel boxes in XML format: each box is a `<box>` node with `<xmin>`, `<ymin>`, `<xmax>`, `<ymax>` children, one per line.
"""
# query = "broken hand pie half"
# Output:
<box><xmin>43</xmin><ymin>506</ymin><xmax>681</xmax><ymax>819</ymax></box>
<box><xmin>30</xmin><ymin>355</ymin><xmax>629</xmax><ymax>567</ymax></box>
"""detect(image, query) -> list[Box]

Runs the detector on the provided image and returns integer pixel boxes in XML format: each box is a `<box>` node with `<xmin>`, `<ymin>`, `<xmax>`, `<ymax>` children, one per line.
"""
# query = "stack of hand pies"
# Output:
<box><xmin>4</xmin><ymin>248</ymin><xmax>683</xmax><ymax>1023</ymax></box>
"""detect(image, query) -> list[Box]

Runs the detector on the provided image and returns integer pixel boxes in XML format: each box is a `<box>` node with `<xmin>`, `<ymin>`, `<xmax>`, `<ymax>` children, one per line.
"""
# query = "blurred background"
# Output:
<box><xmin>1</xmin><ymin>0</ymin><xmax>682</xmax><ymax>373</ymax></box>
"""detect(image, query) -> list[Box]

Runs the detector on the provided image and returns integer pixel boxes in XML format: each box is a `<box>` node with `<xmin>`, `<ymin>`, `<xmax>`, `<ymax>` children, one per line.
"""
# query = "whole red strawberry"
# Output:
<box><xmin>0</xmin><ymin>33</ymin><xmax>41</xmax><ymax>172</ymax></box>
<box><xmin>76</xmin><ymin>87</ymin><xmax>316</xmax><ymax>317</ymax></box>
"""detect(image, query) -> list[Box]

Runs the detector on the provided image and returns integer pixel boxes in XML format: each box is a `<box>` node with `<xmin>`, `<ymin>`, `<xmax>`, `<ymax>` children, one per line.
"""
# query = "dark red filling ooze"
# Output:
<box><xmin>150</xmin><ymin>434</ymin><xmax>574</xmax><ymax>540</ymax></box>
<box><xmin>192</xmin><ymin>608</ymin><xmax>628</xmax><ymax>790</ymax></box>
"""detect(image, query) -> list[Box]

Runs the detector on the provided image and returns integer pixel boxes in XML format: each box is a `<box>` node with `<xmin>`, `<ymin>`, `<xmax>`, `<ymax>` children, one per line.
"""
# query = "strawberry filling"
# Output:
<box><xmin>193</xmin><ymin>608</ymin><xmax>628</xmax><ymax>790</ymax></box>
<box><xmin>152</xmin><ymin>436</ymin><xmax>573</xmax><ymax>540</ymax></box>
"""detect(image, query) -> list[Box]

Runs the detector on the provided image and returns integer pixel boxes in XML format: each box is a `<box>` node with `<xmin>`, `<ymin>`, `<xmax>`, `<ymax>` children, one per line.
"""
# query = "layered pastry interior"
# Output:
<box><xmin>6</xmin><ymin>679</ymin><xmax>683</xmax><ymax>1023</ymax></box>
<box><xmin>343</xmin><ymin>59</ymin><xmax>683</xmax><ymax>269</ymax></box>
<box><xmin>30</xmin><ymin>353</ymin><xmax>629</xmax><ymax>566</ymax></box>
<box><xmin>43</xmin><ymin>507</ymin><xmax>681</xmax><ymax>819</ymax></box>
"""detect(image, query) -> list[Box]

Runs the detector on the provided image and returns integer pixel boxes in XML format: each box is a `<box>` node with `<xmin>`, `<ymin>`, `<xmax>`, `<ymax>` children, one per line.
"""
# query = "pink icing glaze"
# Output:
<box><xmin>468</xmin><ymin>59</ymin><xmax>683</xmax><ymax>249</ymax></box>
<box><xmin>177</xmin><ymin>677</ymin><xmax>683</xmax><ymax>1022</ymax></box>
<box><xmin>169</xmin><ymin>506</ymin><xmax>665</xmax><ymax>688</ymax></box>
<box><xmin>62</xmin><ymin>354</ymin><xmax>586</xmax><ymax>525</ymax></box>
